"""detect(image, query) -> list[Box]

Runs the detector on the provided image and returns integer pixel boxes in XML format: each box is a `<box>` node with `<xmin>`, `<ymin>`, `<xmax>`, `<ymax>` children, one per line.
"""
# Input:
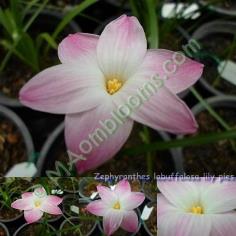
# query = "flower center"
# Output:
<box><xmin>190</xmin><ymin>206</ymin><xmax>204</xmax><ymax>215</ymax></box>
<box><xmin>106</xmin><ymin>78</ymin><xmax>123</xmax><ymax>95</ymax></box>
<box><xmin>113</xmin><ymin>201</ymin><xmax>121</xmax><ymax>210</ymax></box>
<box><xmin>34</xmin><ymin>200</ymin><xmax>42</xmax><ymax>208</ymax></box>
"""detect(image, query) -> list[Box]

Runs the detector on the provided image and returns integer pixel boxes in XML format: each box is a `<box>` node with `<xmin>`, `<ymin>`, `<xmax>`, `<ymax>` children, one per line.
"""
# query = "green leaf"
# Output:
<box><xmin>123</xmin><ymin>130</ymin><xmax>236</xmax><ymax>156</ymax></box>
<box><xmin>52</xmin><ymin>0</ymin><xmax>98</xmax><ymax>40</ymax></box>
<box><xmin>37</xmin><ymin>32</ymin><xmax>58</xmax><ymax>50</ymax></box>
<box><xmin>145</xmin><ymin>0</ymin><xmax>158</xmax><ymax>48</ymax></box>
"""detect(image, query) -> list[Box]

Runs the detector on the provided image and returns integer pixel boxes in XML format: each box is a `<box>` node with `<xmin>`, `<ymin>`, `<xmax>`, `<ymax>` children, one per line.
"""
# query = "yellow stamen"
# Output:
<box><xmin>106</xmin><ymin>78</ymin><xmax>123</xmax><ymax>95</ymax></box>
<box><xmin>113</xmin><ymin>201</ymin><xmax>121</xmax><ymax>210</ymax></box>
<box><xmin>191</xmin><ymin>206</ymin><xmax>204</xmax><ymax>214</ymax></box>
<box><xmin>34</xmin><ymin>200</ymin><xmax>42</xmax><ymax>208</ymax></box>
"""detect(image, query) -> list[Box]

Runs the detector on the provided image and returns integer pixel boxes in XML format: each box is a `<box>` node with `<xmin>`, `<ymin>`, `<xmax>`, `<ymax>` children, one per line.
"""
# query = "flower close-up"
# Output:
<box><xmin>11</xmin><ymin>187</ymin><xmax>63</xmax><ymax>223</ymax></box>
<box><xmin>157</xmin><ymin>179</ymin><xmax>236</xmax><ymax>236</ymax></box>
<box><xmin>86</xmin><ymin>179</ymin><xmax>145</xmax><ymax>235</ymax></box>
<box><xmin>19</xmin><ymin>14</ymin><xmax>203</xmax><ymax>174</ymax></box>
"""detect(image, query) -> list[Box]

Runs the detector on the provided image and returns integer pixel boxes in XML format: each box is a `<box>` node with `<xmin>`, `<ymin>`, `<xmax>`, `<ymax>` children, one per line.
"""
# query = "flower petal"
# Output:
<box><xmin>97</xmin><ymin>186</ymin><xmax>117</xmax><ymax>206</ymax></box>
<box><xmin>120</xmin><ymin>210</ymin><xmax>138</xmax><ymax>232</ymax></box>
<box><xmin>139</xmin><ymin>49</ymin><xmax>204</xmax><ymax>94</ymax></box>
<box><xmin>11</xmin><ymin>198</ymin><xmax>33</xmax><ymax>210</ymax></box>
<box><xmin>121</xmin><ymin>192</ymin><xmax>145</xmax><ymax>210</ymax></box>
<box><xmin>103</xmin><ymin>210</ymin><xmax>123</xmax><ymax>236</ymax></box>
<box><xmin>46</xmin><ymin>196</ymin><xmax>63</xmax><ymax>206</ymax></box>
<box><xmin>24</xmin><ymin>209</ymin><xmax>43</xmax><ymax>224</ymax></box>
<box><xmin>65</xmin><ymin>100</ymin><xmax>133</xmax><ymax>174</ymax></box>
<box><xmin>97</xmin><ymin>15</ymin><xmax>147</xmax><ymax>79</ymax></box>
<box><xmin>157</xmin><ymin>193</ymin><xmax>180</xmax><ymax>218</ymax></box>
<box><xmin>19</xmin><ymin>64</ymin><xmax>106</xmax><ymax>114</ymax></box>
<box><xmin>157</xmin><ymin>199</ymin><xmax>212</xmax><ymax>236</ymax></box>
<box><xmin>22</xmin><ymin>192</ymin><xmax>33</xmax><ymax>199</ymax></box>
<box><xmin>211</xmin><ymin>212</ymin><xmax>236</xmax><ymax>236</ymax></box>
<box><xmin>201</xmin><ymin>182</ymin><xmax>236</xmax><ymax>214</ymax></box>
<box><xmin>114</xmin><ymin>179</ymin><xmax>131</xmax><ymax>195</ymax></box>
<box><xmin>40</xmin><ymin>202</ymin><xmax>62</xmax><ymax>215</ymax></box>
<box><xmin>126</xmin><ymin>84</ymin><xmax>198</xmax><ymax>134</ymax></box>
<box><xmin>86</xmin><ymin>200</ymin><xmax>108</xmax><ymax>216</ymax></box>
<box><xmin>58</xmin><ymin>33</ymin><xmax>99</xmax><ymax>64</ymax></box>
<box><xmin>157</xmin><ymin>181</ymin><xmax>199</xmax><ymax>210</ymax></box>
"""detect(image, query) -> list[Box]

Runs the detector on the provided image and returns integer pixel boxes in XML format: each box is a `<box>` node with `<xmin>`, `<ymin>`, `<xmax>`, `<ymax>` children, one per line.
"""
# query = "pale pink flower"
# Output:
<box><xmin>19</xmin><ymin>15</ymin><xmax>203</xmax><ymax>173</ymax></box>
<box><xmin>86</xmin><ymin>179</ymin><xmax>145</xmax><ymax>235</ymax></box>
<box><xmin>11</xmin><ymin>187</ymin><xmax>62</xmax><ymax>224</ymax></box>
<box><xmin>157</xmin><ymin>178</ymin><xmax>236</xmax><ymax>236</ymax></box>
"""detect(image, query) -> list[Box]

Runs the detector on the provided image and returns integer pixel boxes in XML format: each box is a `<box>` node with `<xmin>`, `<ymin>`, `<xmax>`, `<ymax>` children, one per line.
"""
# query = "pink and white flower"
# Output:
<box><xmin>19</xmin><ymin>15</ymin><xmax>203</xmax><ymax>173</ymax></box>
<box><xmin>86</xmin><ymin>179</ymin><xmax>145</xmax><ymax>235</ymax></box>
<box><xmin>157</xmin><ymin>179</ymin><xmax>236</xmax><ymax>236</ymax></box>
<box><xmin>11</xmin><ymin>187</ymin><xmax>62</xmax><ymax>224</ymax></box>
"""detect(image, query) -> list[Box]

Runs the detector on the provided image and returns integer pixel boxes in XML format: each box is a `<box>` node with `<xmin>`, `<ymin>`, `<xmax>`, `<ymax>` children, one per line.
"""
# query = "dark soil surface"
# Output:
<box><xmin>16</xmin><ymin>224</ymin><xmax>54</xmax><ymax>236</ymax></box>
<box><xmin>0</xmin><ymin>59</ymin><xmax>33</xmax><ymax>99</ymax></box>
<box><xmin>142</xmin><ymin>181</ymin><xmax>157</xmax><ymax>201</ymax></box>
<box><xmin>183</xmin><ymin>107</ymin><xmax>236</xmax><ymax>175</ymax></box>
<box><xmin>0</xmin><ymin>207</ymin><xmax>21</xmax><ymax>222</ymax></box>
<box><xmin>200</xmin><ymin>33</ymin><xmax>236</xmax><ymax>95</ymax></box>
<box><xmin>78</xmin><ymin>203</ymin><xmax>96</xmax><ymax>235</ymax></box>
<box><xmin>57</xmin><ymin>177</ymin><xmax>80</xmax><ymax>193</ymax></box>
<box><xmin>0</xmin><ymin>118</ymin><xmax>27</xmax><ymax>175</ymax></box>
<box><xmin>79</xmin><ymin>179</ymin><xmax>106</xmax><ymax>198</ymax></box>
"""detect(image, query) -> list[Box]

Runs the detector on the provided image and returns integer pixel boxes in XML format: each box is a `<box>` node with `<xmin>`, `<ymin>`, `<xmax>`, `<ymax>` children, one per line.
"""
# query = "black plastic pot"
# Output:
<box><xmin>176</xmin><ymin>96</ymin><xmax>236</xmax><ymax>173</ymax></box>
<box><xmin>59</xmin><ymin>216</ymin><xmax>97</xmax><ymax>236</ymax></box>
<box><xmin>60</xmin><ymin>198</ymin><xmax>97</xmax><ymax>236</ymax></box>
<box><xmin>199</xmin><ymin>1</ymin><xmax>236</xmax><ymax>16</ymax></box>
<box><xmin>0</xmin><ymin>105</ymin><xmax>35</xmax><ymax>176</ymax></box>
<box><xmin>13</xmin><ymin>222</ymin><xmax>57</xmax><ymax>236</ymax></box>
<box><xmin>192</xmin><ymin>20</ymin><xmax>236</xmax><ymax>96</ymax></box>
<box><xmin>0</xmin><ymin>222</ymin><xmax>10</xmax><ymax>236</ymax></box>
<box><xmin>36</xmin><ymin>122</ymin><xmax>65</xmax><ymax>176</ymax></box>
<box><xmin>62</xmin><ymin>194</ymin><xmax>80</xmax><ymax>217</ymax></box>
<box><xmin>0</xmin><ymin>10</ymin><xmax>80</xmax><ymax>107</ymax></box>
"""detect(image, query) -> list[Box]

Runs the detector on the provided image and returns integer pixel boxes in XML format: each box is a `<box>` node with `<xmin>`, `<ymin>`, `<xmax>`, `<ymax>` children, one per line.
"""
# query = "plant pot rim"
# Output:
<box><xmin>0</xmin><ymin>209</ymin><xmax>23</xmax><ymax>223</ymax></box>
<box><xmin>199</xmin><ymin>1</ymin><xmax>236</xmax><ymax>16</ymax></box>
<box><xmin>13</xmin><ymin>222</ymin><xmax>57</xmax><ymax>236</ymax></box>
<box><xmin>59</xmin><ymin>215</ymin><xmax>97</xmax><ymax>236</ymax></box>
<box><xmin>0</xmin><ymin>222</ymin><xmax>10</xmax><ymax>236</ymax></box>
<box><xmin>0</xmin><ymin>9</ymin><xmax>80</xmax><ymax>107</ymax></box>
<box><xmin>0</xmin><ymin>105</ymin><xmax>35</xmax><ymax>177</ymax></box>
<box><xmin>176</xmin><ymin>95</ymin><xmax>236</xmax><ymax>171</ymax></box>
<box><xmin>36</xmin><ymin>122</ymin><xmax>64</xmax><ymax>176</ymax></box>
<box><xmin>60</xmin><ymin>198</ymin><xmax>97</xmax><ymax>236</ymax></box>
<box><xmin>192</xmin><ymin>20</ymin><xmax>236</xmax><ymax>96</ymax></box>
<box><xmin>98</xmin><ymin>208</ymin><xmax>141</xmax><ymax>236</ymax></box>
